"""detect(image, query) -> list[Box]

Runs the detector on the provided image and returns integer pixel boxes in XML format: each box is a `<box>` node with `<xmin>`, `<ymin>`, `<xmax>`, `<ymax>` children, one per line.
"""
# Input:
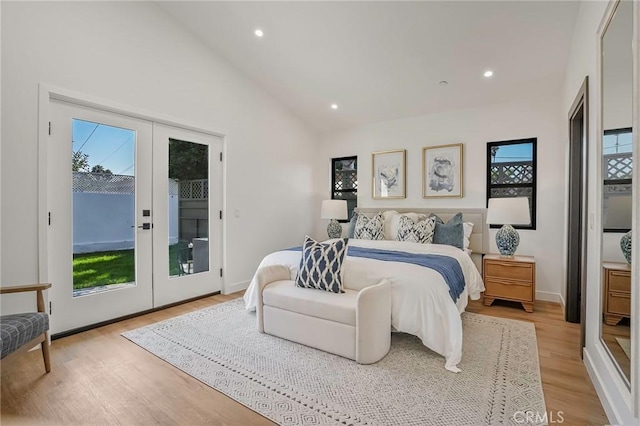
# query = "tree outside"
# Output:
<box><xmin>169</xmin><ymin>139</ymin><xmax>208</xmax><ymax>180</ymax></box>
<box><xmin>72</xmin><ymin>151</ymin><xmax>90</xmax><ymax>171</ymax></box>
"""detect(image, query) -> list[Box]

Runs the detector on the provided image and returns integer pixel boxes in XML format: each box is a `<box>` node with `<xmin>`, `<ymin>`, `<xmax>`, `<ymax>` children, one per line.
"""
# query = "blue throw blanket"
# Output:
<box><xmin>285</xmin><ymin>245</ymin><xmax>465</xmax><ymax>302</ymax></box>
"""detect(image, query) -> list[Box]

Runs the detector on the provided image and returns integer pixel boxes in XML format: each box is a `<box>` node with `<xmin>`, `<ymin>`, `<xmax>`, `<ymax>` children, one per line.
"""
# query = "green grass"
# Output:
<box><xmin>73</xmin><ymin>242</ymin><xmax>188</xmax><ymax>290</ymax></box>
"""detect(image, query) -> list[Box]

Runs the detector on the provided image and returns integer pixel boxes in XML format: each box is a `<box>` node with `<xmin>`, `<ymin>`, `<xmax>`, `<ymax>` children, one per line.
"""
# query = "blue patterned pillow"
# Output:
<box><xmin>353</xmin><ymin>213</ymin><xmax>384</xmax><ymax>240</ymax></box>
<box><xmin>396</xmin><ymin>215</ymin><xmax>436</xmax><ymax>244</ymax></box>
<box><xmin>432</xmin><ymin>212</ymin><xmax>464</xmax><ymax>249</ymax></box>
<box><xmin>295</xmin><ymin>236</ymin><xmax>348</xmax><ymax>293</ymax></box>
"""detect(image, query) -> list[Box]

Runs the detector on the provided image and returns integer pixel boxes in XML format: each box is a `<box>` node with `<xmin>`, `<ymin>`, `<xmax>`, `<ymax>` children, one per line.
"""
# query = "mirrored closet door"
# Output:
<box><xmin>599</xmin><ymin>0</ymin><xmax>634</xmax><ymax>386</ymax></box>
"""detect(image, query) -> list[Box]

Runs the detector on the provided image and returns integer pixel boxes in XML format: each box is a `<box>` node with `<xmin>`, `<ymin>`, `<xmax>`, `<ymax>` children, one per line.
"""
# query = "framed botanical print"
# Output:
<box><xmin>423</xmin><ymin>143</ymin><xmax>463</xmax><ymax>198</ymax></box>
<box><xmin>371</xmin><ymin>149</ymin><xmax>406</xmax><ymax>199</ymax></box>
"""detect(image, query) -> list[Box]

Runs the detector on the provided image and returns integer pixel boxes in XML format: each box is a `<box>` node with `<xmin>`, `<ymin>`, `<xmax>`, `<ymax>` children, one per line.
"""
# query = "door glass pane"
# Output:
<box><xmin>72</xmin><ymin>119</ymin><xmax>136</xmax><ymax>297</ymax></box>
<box><xmin>168</xmin><ymin>139</ymin><xmax>209</xmax><ymax>277</ymax></box>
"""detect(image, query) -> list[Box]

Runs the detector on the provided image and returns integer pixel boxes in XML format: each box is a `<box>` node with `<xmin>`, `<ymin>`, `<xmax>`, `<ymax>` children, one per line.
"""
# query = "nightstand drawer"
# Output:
<box><xmin>484</xmin><ymin>261</ymin><xmax>533</xmax><ymax>282</ymax></box>
<box><xmin>608</xmin><ymin>291</ymin><xmax>630</xmax><ymax>316</ymax></box>
<box><xmin>485</xmin><ymin>279</ymin><xmax>533</xmax><ymax>302</ymax></box>
<box><xmin>608</xmin><ymin>271</ymin><xmax>631</xmax><ymax>293</ymax></box>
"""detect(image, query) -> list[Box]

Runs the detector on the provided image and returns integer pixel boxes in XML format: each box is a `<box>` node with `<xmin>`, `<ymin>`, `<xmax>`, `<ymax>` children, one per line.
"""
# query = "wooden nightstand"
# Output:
<box><xmin>603</xmin><ymin>262</ymin><xmax>631</xmax><ymax>326</ymax></box>
<box><xmin>482</xmin><ymin>254</ymin><xmax>536</xmax><ymax>312</ymax></box>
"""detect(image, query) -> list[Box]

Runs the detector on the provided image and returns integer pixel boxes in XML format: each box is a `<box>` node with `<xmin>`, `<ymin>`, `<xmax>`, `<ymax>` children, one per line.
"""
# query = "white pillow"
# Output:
<box><xmin>463</xmin><ymin>222</ymin><xmax>474</xmax><ymax>252</ymax></box>
<box><xmin>381</xmin><ymin>210</ymin><xmax>400</xmax><ymax>240</ymax></box>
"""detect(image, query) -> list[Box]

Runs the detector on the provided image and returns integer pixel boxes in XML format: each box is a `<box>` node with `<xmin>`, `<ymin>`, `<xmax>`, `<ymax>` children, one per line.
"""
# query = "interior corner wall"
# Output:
<box><xmin>316</xmin><ymin>94</ymin><xmax>565</xmax><ymax>303</ymax></box>
<box><xmin>561</xmin><ymin>1</ymin><xmax>637</xmax><ymax>425</ymax></box>
<box><xmin>0</xmin><ymin>1</ymin><xmax>318</xmax><ymax>310</ymax></box>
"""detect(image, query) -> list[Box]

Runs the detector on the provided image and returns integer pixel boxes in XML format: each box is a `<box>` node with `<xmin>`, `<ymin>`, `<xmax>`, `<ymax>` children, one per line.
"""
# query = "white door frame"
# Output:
<box><xmin>37</xmin><ymin>84</ymin><xmax>229</xmax><ymax>320</ymax></box>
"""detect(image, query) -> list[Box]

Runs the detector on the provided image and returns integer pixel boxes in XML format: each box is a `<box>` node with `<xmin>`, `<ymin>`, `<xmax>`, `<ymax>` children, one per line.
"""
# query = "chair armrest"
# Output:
<box><xmin>355</xmin><ymin>279</ymin><xmax>391</xmax><ymax>364</ymax></box>
<box><xmin>0</xmin><ymin>283</ymin><xmax>52</xmax><ymax>294</ymax></box>
<box><xmin>255</xmin><ymin>265</ymin><xmax>292</xmax><ymax>332</ymax></box>
<box><xmin>0</xmin><ymin>283</ymin><xmax>52</xmax><ymax>314</ymax></box>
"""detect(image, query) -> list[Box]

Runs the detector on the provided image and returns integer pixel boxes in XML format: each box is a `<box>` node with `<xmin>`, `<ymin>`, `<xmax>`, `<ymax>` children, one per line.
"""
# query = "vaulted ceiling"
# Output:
<box><xmin>158</xmin><ymin>1</ymin><xmax>581</xmax><ymax>132</ymax></box>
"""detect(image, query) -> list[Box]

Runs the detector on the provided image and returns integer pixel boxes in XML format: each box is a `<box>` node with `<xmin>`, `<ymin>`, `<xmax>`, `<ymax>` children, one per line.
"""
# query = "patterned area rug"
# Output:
<box><xmin>122</xmin><ymin>299</ymin><xmax>546</xmax><ymax>425</ymax></box>
<box><xmin>616</xmin><ymin>337</ymin><xmax>632</xmax><ymax>359</ymax></box>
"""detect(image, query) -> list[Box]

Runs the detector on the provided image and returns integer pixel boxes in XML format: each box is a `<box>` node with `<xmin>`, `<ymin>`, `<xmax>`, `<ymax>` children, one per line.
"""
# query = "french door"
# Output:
<box><xmin>47</xmin><ymin>100</ymin><xmax>221</xmax><ymax>334</ymax></box>
<box><xmin>152</xmin><ymin>124</ymin><xmax>222</xmax><ymax>307</ymax></box>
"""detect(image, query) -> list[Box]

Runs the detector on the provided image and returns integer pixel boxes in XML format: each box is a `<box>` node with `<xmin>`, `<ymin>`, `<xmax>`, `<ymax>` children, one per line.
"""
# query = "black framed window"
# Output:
<box><xmin>603</xmin><ymin>128</ymin><xmax>632</xmax><ymax>232</ymax></box>
<box><xmin>486</xmin><ymin>138</ymin><xmax>537</xmax><ymax>230</ymax></box>
<box><xmin>331</xmin><ymin>156</ymin><xmax>357</xmax><ymax>222</ymax></box>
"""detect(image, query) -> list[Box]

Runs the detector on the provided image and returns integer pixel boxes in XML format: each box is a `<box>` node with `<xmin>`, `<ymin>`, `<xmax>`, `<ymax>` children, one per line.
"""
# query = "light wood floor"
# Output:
<box><xmin>602</xmin><ymin>320</ymin><xmax>631</xmax><ymax>382</ymax></box>
<box><xmin>1</xmin><ymin>293</ymin><xmax>608</xmax><ymax>426</ymax></box>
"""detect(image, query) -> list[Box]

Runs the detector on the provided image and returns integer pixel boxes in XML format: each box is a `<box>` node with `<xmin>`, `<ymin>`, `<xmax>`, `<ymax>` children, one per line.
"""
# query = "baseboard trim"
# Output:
<box><xmin>224</xmin><ymin>280</ymin><xmax>250</xmax><ymax>295</ymax></box>
<box><xmin>584</xmin><ymin>344</ymin><xmax>637</xmax><ymax>425</ymax></box>
<box><xmin>51</xmin><ymin>291</ymin><xmax>220</xmax><ymax>340</ymax></box>
<box><xmin>535</xmin><ymin>290</ymin><xmax>564</xmax><ymax>306</ymax></box>
<box><xmin>584</xmin><ymin>348</ymin><xmax>615</xmax><ymax>424</ymax></box>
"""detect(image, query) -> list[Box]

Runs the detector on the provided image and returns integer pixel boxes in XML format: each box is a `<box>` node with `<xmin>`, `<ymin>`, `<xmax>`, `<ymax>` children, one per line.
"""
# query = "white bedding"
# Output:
<box><xmin>244</xmin><ymin>239</ymin><xmax>484</xmax><ymax>372</ymax></box>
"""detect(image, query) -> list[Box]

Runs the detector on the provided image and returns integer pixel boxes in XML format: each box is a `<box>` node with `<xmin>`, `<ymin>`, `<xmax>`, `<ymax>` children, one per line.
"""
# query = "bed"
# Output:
<box><xmin>244</xmin><ymin>208</ymin><xmax>489</xmax><ymax>372</ymax></box>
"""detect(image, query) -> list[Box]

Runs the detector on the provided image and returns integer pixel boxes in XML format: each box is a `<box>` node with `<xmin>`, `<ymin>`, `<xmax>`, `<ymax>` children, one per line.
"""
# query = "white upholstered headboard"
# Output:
<box><xmin>353</xmin><ymin>207</ymin><xmax>489</xmax><ymax>272</ymax></box>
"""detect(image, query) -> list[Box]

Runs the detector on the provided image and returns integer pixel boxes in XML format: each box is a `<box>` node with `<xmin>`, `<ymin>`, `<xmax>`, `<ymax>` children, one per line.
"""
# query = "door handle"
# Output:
<box><xmin>131</xmin><ymin>223</ymin><xmax>152</xmax><ymax>230</ymax></box>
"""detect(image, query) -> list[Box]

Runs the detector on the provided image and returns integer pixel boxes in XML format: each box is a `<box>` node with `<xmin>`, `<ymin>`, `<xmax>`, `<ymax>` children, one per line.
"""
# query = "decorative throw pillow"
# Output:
<box><xmin>431</xmin><ymin>212</ymin><xmax>464</xmax><ymax>249</ymax></box>
<box><xmin>347</xmin><ymin>211</ymin><xmax>359</xmax><ymax>238</ymax></box>
<box><xmin>396</xmin><ymin>215</ymin><xmax>436</xmax><ymax>244</ymax></box>
<box><xmin>385</xmin><ymin>210</ymin><xmax>428</xmax><ymax>240</ymax></box>
<box><xmin>295</xmin><ymin>235</ymin><xmax>348</xmax><ymax>293</ymax></box>
<box><xmin>353</xmin><ymin>213</ymin><xmax>384</xmax><ymax>240</ymax></box>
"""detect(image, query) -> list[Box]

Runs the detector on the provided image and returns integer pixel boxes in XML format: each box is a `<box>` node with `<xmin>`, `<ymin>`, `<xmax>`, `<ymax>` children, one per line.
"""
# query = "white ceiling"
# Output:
<box><xmin>157</xmin><ymin>1</ymin><xmax>581</xmax><ymax>132</ymax></box>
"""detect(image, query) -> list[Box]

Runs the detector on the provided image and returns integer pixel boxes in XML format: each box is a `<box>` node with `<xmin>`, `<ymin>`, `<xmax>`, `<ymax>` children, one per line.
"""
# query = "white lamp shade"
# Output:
<box><xmin>486</xmin><ymin>197</ymin><xmax>531</xmax><ymax>225</ymax></box>
<box><xmin>321</xmin><ymin>200</ymin><xmax>348</xmax><ymax>220</ymax></box>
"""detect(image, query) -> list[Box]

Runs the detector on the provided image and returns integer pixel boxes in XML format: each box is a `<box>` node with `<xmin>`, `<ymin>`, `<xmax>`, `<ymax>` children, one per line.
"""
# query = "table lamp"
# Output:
<box><xmin>321</xmin><ymin>200</ymin><xmax>348</xmax><ymax>239</ymax></box>
<box><xmin>486</xmin><ymin>197</ymin><xmax>531</xmax><ymax>257</ymax></box>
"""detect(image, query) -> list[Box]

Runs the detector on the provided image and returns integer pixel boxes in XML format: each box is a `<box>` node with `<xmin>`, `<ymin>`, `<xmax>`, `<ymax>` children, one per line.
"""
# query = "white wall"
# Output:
<box><xmin>73</xmin><ymin>193</ymin><xmax>135</xmax><ymax>253</ymax></box>
<box><xmin>1</xmin><ymin>2</ymin><xmax>319</xmax><ymax>311</ymax></box>
<box><xmin>561</xmin><ymin>0</ymin><xmax>610</xmax><ymax>306</ymax></box>
<box><xmin>561</xmin><ymin>1</ymin><xmax>638</xmax><ymax>424</ymax></box>
<box><xmin>603</xmin><ymin>232</ymin><xmax>629</xmax><ymax>263</ymax></box>
<box><xmin>602</xmin><ymin>2</ymin><xmax>634</xmax><ymax>131</ymax></box>
<box><xmin>316</xmin><ymin>94</ymin><xmax>565</xmax><ymax>303</ymax></box>
<box><xmin>0</xmin><ymin>0</ymin><xmax>3</xmax><ymax>285</ymax></box>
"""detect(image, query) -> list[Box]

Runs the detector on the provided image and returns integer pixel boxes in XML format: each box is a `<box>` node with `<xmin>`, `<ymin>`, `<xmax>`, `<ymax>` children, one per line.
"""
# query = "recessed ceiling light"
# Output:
<box><xmin>439</xmin><ymin>80</ymin><xmax>448</xmax><ymax>86</ymax></box>
<box><xmin>484</xmin><ymin>70</ymin><xmax>494</xmax><ymax>78</ymax></box>
<box><xmin>331</xmin><ymin>104</ymin><xmax>338</xmax><ymax>110</ymax></box>
<box><xmin>254</xmin><ymin>29</ymin><xmax>264</xmax><ymax>38</ymax></box>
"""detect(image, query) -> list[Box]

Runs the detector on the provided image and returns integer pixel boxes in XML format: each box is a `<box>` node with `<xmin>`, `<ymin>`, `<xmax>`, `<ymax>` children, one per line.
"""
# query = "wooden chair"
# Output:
<box><xmin>0</xmin><ymin>283</ymin><xmax>52</xmax><ymax>373</ymax></box>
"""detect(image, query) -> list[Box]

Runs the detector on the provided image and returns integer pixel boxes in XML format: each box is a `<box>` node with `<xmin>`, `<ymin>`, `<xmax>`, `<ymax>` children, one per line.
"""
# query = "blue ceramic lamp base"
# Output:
<box><xmin>327</xmin><ymin>219</ymin><xmax>342</xmax><ymax>239</ymax></box>
<box><xmin>496</xmin><ymin>224</ymin><xmax>520</xmax><ymax>257</ymax></box>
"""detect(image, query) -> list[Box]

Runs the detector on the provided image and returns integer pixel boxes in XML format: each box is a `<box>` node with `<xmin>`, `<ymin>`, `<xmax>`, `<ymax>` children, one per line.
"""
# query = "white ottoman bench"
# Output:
<box><xmin>255</xmin><ymin>264</ymin><xmax>391</xmax><ymax>364</ymax></box>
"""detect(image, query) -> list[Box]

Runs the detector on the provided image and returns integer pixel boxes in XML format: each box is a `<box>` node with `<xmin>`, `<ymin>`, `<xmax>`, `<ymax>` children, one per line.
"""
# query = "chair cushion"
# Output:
<box><xmin>264</xmin><ymin>280</ymin><xmax>358</xmax><ymax>326</ymax></box>
<box><xmin>0</xmin><ymin>313</ymin><xmax>49</xmax><ymax>359</ymax></box>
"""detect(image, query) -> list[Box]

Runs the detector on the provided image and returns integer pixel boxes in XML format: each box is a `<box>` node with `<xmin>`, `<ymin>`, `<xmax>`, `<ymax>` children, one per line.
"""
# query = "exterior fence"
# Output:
<box><xmin>72</xmin><ymin>172</ymin><xmax>179</xmax><ymax>253</ymax></box>
<box><xmin>178</xmin><ymin>179</ymin><xmax>209</xmax><ymax>242</ymax></box>
<box><xmin>602</xmin><ymin>152</ymin><xmax>633</xmax><ymax>231</ymax></box>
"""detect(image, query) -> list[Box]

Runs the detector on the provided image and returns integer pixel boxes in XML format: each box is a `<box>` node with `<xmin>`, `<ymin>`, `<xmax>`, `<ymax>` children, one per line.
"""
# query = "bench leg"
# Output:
<box><xmin>41</xmin><ymin>332</ymin><xmax>51</xmax><ymax>373</ymax></box>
